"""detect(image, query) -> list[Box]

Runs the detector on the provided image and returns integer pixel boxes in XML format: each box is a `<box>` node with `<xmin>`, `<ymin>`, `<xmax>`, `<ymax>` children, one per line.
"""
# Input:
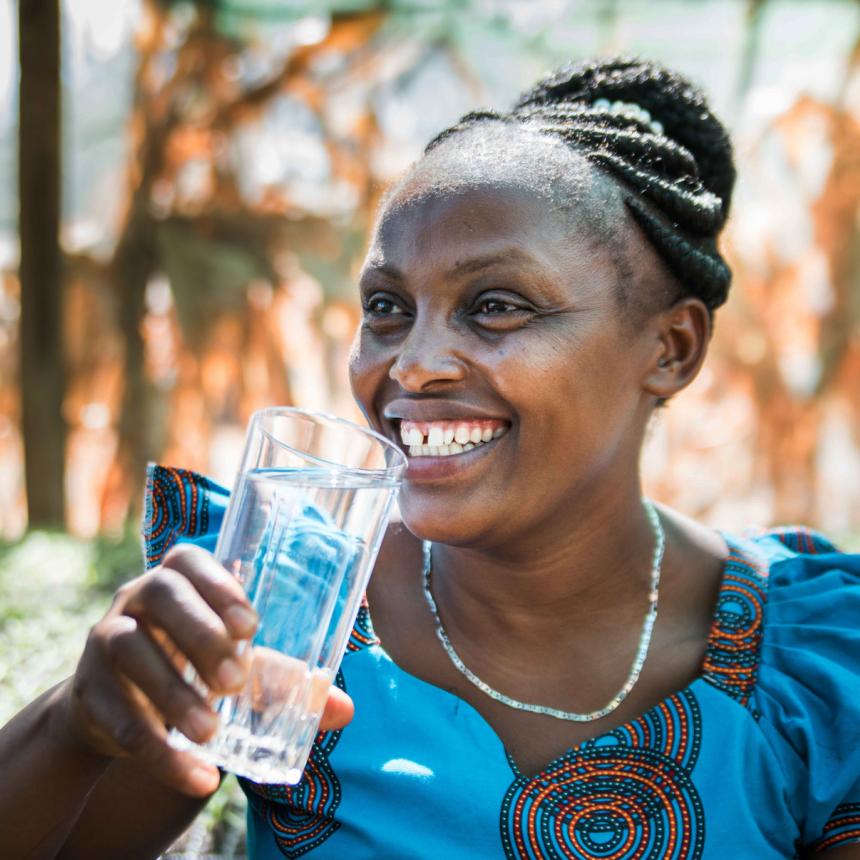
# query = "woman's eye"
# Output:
<box><xmin>470</xmin><ymin>294</ymin><xmax>534</xmax><ymax>330</ymax></box>
<box><xmin>477</xmin><ymin>299</ymin><xmax>518</xmax><ymax>314</ymax></box>
<box><xmin>364</xmin><ymin>296</ymin><xmax>404</xmax><ymax>316</ymax></box>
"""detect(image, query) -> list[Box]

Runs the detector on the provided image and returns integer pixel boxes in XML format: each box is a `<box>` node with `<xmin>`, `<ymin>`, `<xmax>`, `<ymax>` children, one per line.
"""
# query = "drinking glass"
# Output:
<box><xmin>168</xmin><ymin>407</ymin><xmax>406</xmax><ymax>784</ymax></box>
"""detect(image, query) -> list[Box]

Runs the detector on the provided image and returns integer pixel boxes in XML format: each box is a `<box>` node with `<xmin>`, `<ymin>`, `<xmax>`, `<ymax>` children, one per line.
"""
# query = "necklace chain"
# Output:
<box><xmin>421</xmin><ymin>499</ymin><xmax>665</xmax><ymax>723</ymax></box>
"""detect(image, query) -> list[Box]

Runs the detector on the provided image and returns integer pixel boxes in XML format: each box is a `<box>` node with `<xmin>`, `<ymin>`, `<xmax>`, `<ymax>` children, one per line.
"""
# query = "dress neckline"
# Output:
<box><xmin>357</xmin><ymin>528</ymin><xmax>772</xmax><ymax>779</ymax></box>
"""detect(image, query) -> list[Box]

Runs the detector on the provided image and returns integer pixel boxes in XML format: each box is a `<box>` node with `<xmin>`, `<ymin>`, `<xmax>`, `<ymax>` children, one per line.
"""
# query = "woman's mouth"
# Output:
<box><xmin>398</xmin><ymin>419</ymin><xmax>508</xmax><ymax>457</ymax></box>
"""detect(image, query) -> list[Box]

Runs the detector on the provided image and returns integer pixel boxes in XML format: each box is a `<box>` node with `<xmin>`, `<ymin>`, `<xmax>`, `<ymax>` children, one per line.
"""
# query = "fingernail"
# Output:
<box><xmin>187</xmin><ymin>706</ymin><xmax>218</xmax><ymax>741</ymax></box>
<box><xmin>225</xmin><ymin>604</ymin><xmax>257</xmax><ymax>636</ymax></box>
<box><xmin>217</xmin><ymin>657</ymin><xmax>246</xmax><ymax>690</ymax></box>
<box><xmin>190</xmin><ymin>765</ymin><xmax>220</xmax><ymax>795</ymax></box>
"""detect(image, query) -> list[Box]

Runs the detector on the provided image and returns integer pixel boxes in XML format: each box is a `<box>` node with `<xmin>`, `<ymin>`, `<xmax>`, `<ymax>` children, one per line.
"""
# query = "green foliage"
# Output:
<box><xmin>89</xmin><ymin>526</ymin><xmax>145</xmax><ymax>594</ymax></box>
<box><xmin>0</xmin><ymin>531</ymin><xmax>247</xmax><ymax>855</ymax></box>
<box><xmin>0</xmin><ymin>532</ymin><xmax>109</xmax><ymax>724</ymax></box>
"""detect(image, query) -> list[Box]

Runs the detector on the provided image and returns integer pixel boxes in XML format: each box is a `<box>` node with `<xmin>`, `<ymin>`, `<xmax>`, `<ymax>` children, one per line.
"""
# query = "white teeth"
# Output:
<box><xmin>403</xmin><ymin>421</ymin><xmax>508</xmax><ymax>457</ymax></box>
<box><xmin>399</xmin><ymin>426</ymin><xmax>423</xmax><ymax>446</ymax></box>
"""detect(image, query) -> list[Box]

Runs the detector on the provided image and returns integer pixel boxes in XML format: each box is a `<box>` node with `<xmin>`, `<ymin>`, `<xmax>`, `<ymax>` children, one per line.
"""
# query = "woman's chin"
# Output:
<box><xmin>398</xmin><ymin>499</ymin><xmax>497</xmax><ymax>548</ymax></box>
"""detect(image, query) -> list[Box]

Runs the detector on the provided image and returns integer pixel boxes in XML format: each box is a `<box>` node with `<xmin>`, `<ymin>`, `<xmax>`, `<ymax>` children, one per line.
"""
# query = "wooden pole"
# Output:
<box><xmin>734</xmin><ymin>0</ymin><xmax>768</xmax><ymax>115</ymax></box>
<box><xmin>18</xmin><ymin>0</ymin><xmax>65</xmax><ymax>527</ymax></box>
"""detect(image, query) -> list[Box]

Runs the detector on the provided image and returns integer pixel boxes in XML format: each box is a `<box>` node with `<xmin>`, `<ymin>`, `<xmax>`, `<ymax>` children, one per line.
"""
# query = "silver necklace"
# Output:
<box><xmin>421</xmin><ymin>499</ymin><xmax>665</xmax><ymax>723</ymax></box>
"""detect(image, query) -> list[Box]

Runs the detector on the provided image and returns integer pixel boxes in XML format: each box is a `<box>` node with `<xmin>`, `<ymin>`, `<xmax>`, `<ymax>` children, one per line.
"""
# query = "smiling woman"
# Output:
<box><xmin>2</xmin><ymin>56</ymin><xmax>860</xmax><ymax>860</ymax></box>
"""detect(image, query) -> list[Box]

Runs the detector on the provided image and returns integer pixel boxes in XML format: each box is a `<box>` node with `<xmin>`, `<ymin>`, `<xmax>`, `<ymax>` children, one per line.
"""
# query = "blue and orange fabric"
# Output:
<box><xmin>144</xmin><ymin>465</ymin><xmax>860</xmax><ymax>859</ymax></box>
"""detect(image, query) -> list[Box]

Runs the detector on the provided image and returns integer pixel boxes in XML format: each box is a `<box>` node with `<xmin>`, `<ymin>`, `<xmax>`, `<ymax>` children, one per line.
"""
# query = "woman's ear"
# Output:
<box><xmin>642</xmin><ymin>296</ymin><xmax>712</xmax><ymax>400</ymax></box>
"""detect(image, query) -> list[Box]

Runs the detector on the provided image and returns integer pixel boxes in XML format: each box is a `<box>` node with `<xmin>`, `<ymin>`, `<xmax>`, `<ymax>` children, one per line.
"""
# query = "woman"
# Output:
<box><xmin>3</xmin><ymin>57</ymin><xmax>860</xmax><ymax>859</ymax></box>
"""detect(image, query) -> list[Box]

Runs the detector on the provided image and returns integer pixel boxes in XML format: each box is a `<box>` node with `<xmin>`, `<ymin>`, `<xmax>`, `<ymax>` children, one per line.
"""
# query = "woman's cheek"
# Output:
<box><xmin>348</xmin><ymin>330</ymin><xmax>390</xmax><ymax>418</ymax></box>
<box><xmin>347</xmin><ymin>330</ymin><xmax>374</xmax><ymax>406</ymax></box>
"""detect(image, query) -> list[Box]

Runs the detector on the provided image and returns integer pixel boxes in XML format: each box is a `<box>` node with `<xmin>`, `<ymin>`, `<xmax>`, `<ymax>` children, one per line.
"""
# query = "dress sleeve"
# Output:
<box><xmin>753</xmin><ymin>537</ymin><xmax>860</xmax><ymax>853</ymax></box>
<box><xmin>141</xmin><ymin>463</ymin><xmax>229</xmax><ymax>568</ymax></box>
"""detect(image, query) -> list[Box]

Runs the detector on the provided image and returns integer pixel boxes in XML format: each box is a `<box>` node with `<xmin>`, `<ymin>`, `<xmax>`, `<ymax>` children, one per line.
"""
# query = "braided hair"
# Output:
<box><xmin>424</xmin><ymin>57</ymin><xmax>735</xmax><ymax>317</ymax></box>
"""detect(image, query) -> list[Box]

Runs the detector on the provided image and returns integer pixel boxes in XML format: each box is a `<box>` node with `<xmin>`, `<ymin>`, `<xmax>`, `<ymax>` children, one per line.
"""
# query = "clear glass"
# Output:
<box><xmin>168</xmin><ymin>407</ymin><xmax>406</xmax><ymax>784</ymax></box>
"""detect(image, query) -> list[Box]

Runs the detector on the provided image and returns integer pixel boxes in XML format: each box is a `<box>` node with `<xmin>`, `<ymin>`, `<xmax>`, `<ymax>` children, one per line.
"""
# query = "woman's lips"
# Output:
<box><xmin>403</xmin><ymin>435</ymin><xmax>504</xmax><ymax>480</ymax></box>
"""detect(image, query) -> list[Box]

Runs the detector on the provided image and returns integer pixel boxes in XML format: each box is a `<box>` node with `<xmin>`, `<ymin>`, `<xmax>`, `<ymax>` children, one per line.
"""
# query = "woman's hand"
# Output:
<box><xmin>62</xmin><ymin>544</ymin><xmax>355</xmax><ymax>797</ymax></box>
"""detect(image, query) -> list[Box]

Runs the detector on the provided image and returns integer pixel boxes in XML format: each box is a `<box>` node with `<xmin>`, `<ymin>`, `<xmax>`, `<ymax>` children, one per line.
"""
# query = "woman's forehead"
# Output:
<box><xmin>362</xmin><ymin>182</ymin><xmax>630</xmax><ymax>311</ymax></box>
<box><xmin>368</xmin><ymin>185</ymin><xmax>625</xmax><ymax>288</ymax></box>
<box><xmin>371</xmin><ymin>183</ymin><xmax>572</xmax><ymax>259</ymax></box>
<box><xmin>389</xmin><ymin>123</ymin><xmax>603</xmax><ymax>207</ymax></box>
<box><xmin>371</xmin><ymin>123</ymin><xmax>625</xmax><ymax>259</ymax></box>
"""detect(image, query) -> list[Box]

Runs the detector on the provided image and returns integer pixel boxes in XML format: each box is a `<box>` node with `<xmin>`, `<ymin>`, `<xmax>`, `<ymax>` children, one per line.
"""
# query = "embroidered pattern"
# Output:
<box><xmin>811</xmin><ymin>803</ymin><xmax>860</xmax><ymax>853</ymax></box>
<box><xmin>244</xmin><ymin>719</ymin><xmax>344</xmax><ymax>858</ymax></box>
<box><xmin>500</xmin><ymin>691</ymin><xmax>705</xmax><ymax>860</ymax></box>
<box><xmin>347</xmin><ymin>603</ymin><xmax>380</xmax><ymax>651</ymax></box>
<box><xmin>242</xmin><ymin>613</ymin><xmax>378</xmax><ymax>858</ymax></box>
<box><xmin>701</xmin><ymin>544</ymin><xmax>769</xmax><ymax>708</ymax></box>
<box><xmin>764</xmin><ymin>526</ymin><xmax>838</xmax><ymax>556</ymax></box>
<box><xmin>142</xmin><ymin>464</ymin><xmax>215</xmax><ymax>569</ymax></box>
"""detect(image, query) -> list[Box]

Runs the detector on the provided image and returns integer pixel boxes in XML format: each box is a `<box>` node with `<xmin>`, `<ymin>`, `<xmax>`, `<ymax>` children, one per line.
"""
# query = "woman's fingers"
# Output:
<box><xmin>112</xmin><ymin>691</ymin><xmax>221</xmax><ymax>798</ymax></box>
<box><xmin>161</xmin><ymin>544</ymin><xmax>258</xmax><ymax>639</ymax></box>
<box><xmin>70</xmin><ymin>667</ymin><xmax>220</xmax><ymax>797</ymax></box>
<box><xmin>69</xmin><ymin>542</ymin><xmax>354</xmax><ymax>786</ymax></box>
<box><xmin>101</xmin><ymin>615</ymin><xmax>219</xmax><ymax>744</ymax></box>
<box><xmin>122</xmin><ymin>565</ymin><xmax>250</xmax><ymax>695</ymax></box>
<box><xmin>246</xmin><ymin>648</ymin><xmax>355</xmax><ymax>731</ymax></box>
<box><xmin>320</xmin><ymin>684</ymin><xmax>355</xmax><ymax>732</ymax></box>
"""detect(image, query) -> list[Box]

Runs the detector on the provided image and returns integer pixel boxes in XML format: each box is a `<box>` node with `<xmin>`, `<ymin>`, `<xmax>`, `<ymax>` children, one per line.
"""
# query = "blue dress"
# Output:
<box><xmin>143</xmin><ymin>465</ymin><xmax>860</xmax><ymax>859</ymax></box>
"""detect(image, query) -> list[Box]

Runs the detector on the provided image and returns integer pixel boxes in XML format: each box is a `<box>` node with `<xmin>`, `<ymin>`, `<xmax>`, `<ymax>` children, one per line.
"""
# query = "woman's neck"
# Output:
<box><xmin>427</xmin><ymin>481</ymin><xmax>660</xmax><ymax>652</ymax></box>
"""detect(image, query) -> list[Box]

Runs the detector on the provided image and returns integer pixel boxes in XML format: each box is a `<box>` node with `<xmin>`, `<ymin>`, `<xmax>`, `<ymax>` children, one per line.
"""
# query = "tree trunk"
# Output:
<box><xmin>734</xmin><ymin>0</ymin><xmax>768</xmax><ymax>113</ymax></box>
<box><xmin>18</xmin><ymin>0</ymin><xmax>65</xmax><ymax>527</ymax></box>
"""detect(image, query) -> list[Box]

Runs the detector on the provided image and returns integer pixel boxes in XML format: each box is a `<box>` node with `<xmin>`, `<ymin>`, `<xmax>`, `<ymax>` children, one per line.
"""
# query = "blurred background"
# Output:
<box><xmin>2</xmin><ymin>0</ymin><xmax>860</xmax><ymax>855</ymax></box>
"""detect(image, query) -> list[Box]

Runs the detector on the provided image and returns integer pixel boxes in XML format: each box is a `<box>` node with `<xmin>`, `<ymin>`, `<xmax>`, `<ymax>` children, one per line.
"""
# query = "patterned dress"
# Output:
<box><xmin>144</xmin><ymin>465</ymin><xmax>860</xmax><ymax>859</ymax></box>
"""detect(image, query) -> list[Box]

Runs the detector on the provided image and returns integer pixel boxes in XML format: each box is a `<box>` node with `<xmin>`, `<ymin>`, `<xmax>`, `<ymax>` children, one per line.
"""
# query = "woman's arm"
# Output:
<box><xmin>0</xmin><ymin>543</ymin><xmax>242</xmax><ymax>858</ymax></box>
<box><xmin>57</xmin><ymin>758</ymin><xmax>213</xmax><ymax>860</ymax></box>
<box><xmin>58</xmin><ymin>688</ymin><xmax>353</xmax><ymax>860</ymax></box>
<box><xmin>0</xmin><ymin>544</ymin><xmax>354</xmax><ymax>860</ymax></box>
<box><xmin>0</xmin><ymin>681</ymin><xmax>112</xmax><ymax>858</ymax></box>
<box><xmin>0</xmin><ymin>680</ymin><xmax>208</xmax><ymax>860</ymax></box>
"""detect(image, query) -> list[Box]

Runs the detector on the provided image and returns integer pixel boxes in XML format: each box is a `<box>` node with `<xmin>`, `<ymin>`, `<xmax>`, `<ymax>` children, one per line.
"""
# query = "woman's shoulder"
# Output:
<box><xmin>685</xmin><ymin>520</ymin><xmax>859</xmax><ymax>724</ymax></box>
<box><xmin>734</xmin><ymin>526</ymin><xmax>860</xmax><ymax>847</ymax></box>
<box><xmin>745</xmin><ymin>524</ymin><xmax>860</xmax><ymax>618</ymax></box>
<box><xmin>737</xmin><ymin>524</ymin><xmax>860</xmax><ymax>674</ymax></box>
<box><xmin>747</xmin><ymin>523</ymin><xmax>860</xmax><ymax>701</ymax></box>
<box><xmin>736</xmin><ymin>525</ymin><xmax>857</xmax><ymax>711</ymax></box>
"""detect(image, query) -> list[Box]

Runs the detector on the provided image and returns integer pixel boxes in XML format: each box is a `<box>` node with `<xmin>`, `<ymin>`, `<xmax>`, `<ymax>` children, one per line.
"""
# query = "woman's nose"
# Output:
<box><xmin>388</xmin><ymin>323</ymin><xmax>467</xmax><ymax>392</ymax></box>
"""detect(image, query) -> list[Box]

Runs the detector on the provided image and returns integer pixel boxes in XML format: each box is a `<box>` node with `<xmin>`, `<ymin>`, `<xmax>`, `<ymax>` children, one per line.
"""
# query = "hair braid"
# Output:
<box><xmin>425</xmin><ymin>57</ymin><xmax>736</xmax><ymax>314</ymax></box>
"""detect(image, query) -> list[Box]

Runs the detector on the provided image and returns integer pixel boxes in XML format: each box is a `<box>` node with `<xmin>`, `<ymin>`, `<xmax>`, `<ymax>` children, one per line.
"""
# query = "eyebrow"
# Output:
<box><xmin>448</xmin><ymin>247</ymin><xmax>540</xmax><ymax>276</ymax></box>
<box><xmin>362</xmin><ymin>247</ymin><xmax>542</xmax><ymax>283</ymax></box>
<box><xmin>361</xmin><ymin>262</ymin><xmax>402</xmax><ymax>282</ymax></box>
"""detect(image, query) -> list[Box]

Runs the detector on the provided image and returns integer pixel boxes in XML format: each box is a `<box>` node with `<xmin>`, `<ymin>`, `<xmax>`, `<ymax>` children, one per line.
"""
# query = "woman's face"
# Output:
<box><xmin>349</xmin><ymin>171</ymin><xmax>668</xmax><ymax>550</ymax></box>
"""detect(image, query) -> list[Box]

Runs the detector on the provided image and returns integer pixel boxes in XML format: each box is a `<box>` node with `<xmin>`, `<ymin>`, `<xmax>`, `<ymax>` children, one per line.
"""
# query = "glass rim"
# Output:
<box><xmin>250</xmin><ymin>406</ymin><xmax>407</xmax><ymax>479</ymax></box>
